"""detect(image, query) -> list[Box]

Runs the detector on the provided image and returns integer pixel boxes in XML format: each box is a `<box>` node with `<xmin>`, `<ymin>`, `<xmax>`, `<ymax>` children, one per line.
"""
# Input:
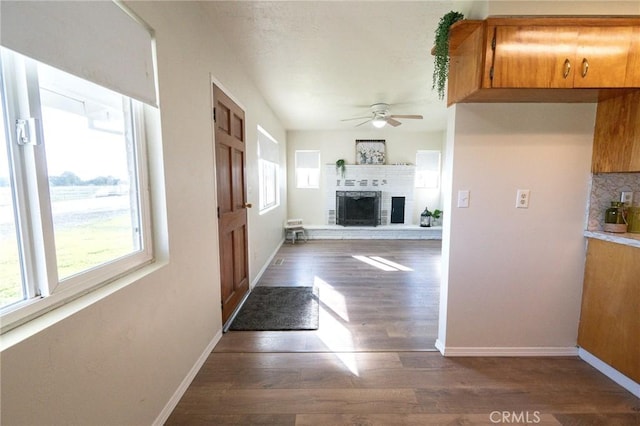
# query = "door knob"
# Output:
<box><xmin>243</xmin><ymin>203</ymin><xmax>253</xmax><ymax>208</ymax></box>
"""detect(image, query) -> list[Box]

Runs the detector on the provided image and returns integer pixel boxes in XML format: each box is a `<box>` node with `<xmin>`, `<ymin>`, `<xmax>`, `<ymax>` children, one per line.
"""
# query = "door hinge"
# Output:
<box><xmin>489</xmin><ymin>67</ymin><xmax>494</xmax><ymax>81</ymax></box>
<box><xmin>217</xmin><ymin>206</ymin><xmax>220</xmax><ymax>218</ymax></box>
<box><xmin>491</xmin><ymin>35</ymin><xmax>496</xmax><ymax>50</ymax></box>
<box><xmin>213</xmin><ymin>107</ymin><xmax>216</xmax><ymax>122</ymax></box>
<box><xmin>15</xmin><ymin>118</ymin><xmax>39</xmax><ymax>146</ymax></box>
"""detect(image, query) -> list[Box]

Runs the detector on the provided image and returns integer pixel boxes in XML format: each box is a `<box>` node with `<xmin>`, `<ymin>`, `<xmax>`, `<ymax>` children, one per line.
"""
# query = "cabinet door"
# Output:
<box><xmin>578</xmin><ymin>239</ymin><xmax>640</xmax><ymax>382</ymax></box>
<box><xmin>574</xmin><ymin>27</ymin><xmax>636</xmax><ymax>88</ymax></box>
<box><xmin>491</xmin><ymin>26</ymin><xmax>577</xmax><ymax>88</ymax></box>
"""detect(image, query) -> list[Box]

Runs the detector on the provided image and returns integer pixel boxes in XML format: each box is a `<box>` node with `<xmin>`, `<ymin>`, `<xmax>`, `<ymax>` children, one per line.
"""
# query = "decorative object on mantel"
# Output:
<box><xmin>420</xmin><ymin>207</ymin><xmax>432</xmax><ymax>227</ymax></box>
<box><xmin>356</xmin><ymin>139</ymin><xmax>385</xmax><ymax>165</ymax></box>
<box><xmin>432</xmin><ymin>11</ymin><xmax>464</xmax><ymax>100</ymax></box>
<box><xmin>335</xmin><ymin>159</ymin><xmax>346</xmax><ymax>178</ymax></box>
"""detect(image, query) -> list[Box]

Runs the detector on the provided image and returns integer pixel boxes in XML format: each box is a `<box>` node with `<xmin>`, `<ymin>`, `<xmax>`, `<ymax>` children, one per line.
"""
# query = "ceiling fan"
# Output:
<box><xmin>342</xmin><ymin>103</ymin><xmax>423</xmax><ymax>128</ymax></box>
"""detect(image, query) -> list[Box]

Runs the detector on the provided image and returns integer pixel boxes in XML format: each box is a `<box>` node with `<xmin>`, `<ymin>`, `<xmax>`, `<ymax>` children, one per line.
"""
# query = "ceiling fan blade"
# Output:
<box><xmin>387</xmin><ymin>118</ymin><xmax>402</xmax><ymax>127</ymax></box>
<box><xmin>389</xmin><ymin>114</ymin><xmax>423</xmax><ymax>120</ymax></box>
<box><xmin>341</xmin><ymin>115</ymin><xmax>372</xmax><ymax>122</ymax></box>
<box><xmin>355</xmin><ymin>118</ymin><xmax>373</xmax><ymax>127</ymax></box>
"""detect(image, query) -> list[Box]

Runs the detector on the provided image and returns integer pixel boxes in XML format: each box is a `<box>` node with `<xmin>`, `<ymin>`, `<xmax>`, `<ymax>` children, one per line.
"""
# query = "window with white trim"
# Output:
<box><xmin>0</xmin><ymin>47</ymin><xmax>152</xmax><ymax>326</ymax></box>
<box><xmin>415</xmin><ymin>150</ymin><xmax>441</xmax><ymax>189</ymax></box>
<box><xmin>257</xmin><ymin>126</ymin><xmax>279</xmax><ymax>212</ymax></box>
<box><xmin>295</xmin><ymin>150</ymin><xmax>320</xmax><ymax>189</ymax></box>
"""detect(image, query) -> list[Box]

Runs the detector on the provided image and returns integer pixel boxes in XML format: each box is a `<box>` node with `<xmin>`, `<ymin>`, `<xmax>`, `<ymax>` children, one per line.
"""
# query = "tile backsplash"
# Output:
<box><xmin>587</xmin><ymin>173</ymin><xmax>640</xmax><ymax>231</ymax></box>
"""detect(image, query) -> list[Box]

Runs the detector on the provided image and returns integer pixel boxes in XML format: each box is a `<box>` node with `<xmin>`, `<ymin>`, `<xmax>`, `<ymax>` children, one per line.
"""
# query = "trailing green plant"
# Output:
<box><xmin>432</xmin><ymin>11</ymin><xmax>464</xmax><ymax>100</ymax></box>
<box><xmin>335</xmin><ymin>159</ymin><xmax>346</xmax><ymax>178</ymax></box>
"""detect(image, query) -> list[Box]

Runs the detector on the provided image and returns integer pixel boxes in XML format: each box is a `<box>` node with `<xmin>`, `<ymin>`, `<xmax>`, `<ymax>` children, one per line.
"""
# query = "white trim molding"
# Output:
<box><xmin>578</xmin><ymin>348</ymin><xmax>640</xmax><ymax>398</ymax></box>
<box><xmin>435</xmin><ymin>342</ymin><xmax>579</xmax><ymax>357</ymax></box>
<box><xmin>153</xmin><ymin>330</ymin><xmax>222</xmax><ymax>426</ymax></box>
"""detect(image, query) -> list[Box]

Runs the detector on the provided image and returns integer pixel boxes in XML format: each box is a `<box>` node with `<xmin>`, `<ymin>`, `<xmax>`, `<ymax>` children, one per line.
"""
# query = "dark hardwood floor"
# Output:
<box><xmin>167</xmin><ymin>240</ymin><xmax>640</xmax><ymax>425</ymax></box>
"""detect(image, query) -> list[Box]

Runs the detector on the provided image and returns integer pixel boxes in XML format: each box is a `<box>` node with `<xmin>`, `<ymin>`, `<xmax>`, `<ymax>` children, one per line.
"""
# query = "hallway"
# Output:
<box><xmin>166</xmin><ymin>240</ymin><xmax>639</xmax><ymax>425</ymax></box>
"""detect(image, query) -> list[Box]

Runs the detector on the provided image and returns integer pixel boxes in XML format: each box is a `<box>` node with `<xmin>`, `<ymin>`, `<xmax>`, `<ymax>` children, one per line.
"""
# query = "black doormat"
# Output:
<box><xmin>229</xmin><ymin>286</ymin><xmax>319</xmax><ymax>331</ymax></box>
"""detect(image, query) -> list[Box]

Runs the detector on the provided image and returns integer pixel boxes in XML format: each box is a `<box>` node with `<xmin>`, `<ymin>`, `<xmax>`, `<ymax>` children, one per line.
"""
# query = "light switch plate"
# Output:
<box><xmin>457</xmin><ymin>190</ymin><xmax>470</xmax><ymax>208</ymax></box>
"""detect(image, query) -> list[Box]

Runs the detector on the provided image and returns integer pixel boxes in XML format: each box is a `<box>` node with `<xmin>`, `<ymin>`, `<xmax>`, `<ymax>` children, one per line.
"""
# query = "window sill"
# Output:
<box><xmin>0</xmin><ymin>259</ymin><xmax>168</xmax><ymax>351</ymax></box>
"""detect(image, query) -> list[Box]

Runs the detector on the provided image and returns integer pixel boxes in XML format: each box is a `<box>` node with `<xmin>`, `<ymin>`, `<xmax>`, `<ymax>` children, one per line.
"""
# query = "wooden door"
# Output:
<box><xmin>574</xmin><ymin>27</ymin><xmax>634</xmax><ymax>88</ymax></box>
<box><xmin>213</xmin><ymin>84</ymin><xmax>250</xmax><ymax>324</ymax></box>
<box><xmin>491</xmin><ymin>26</ymin><xmax>577</xmax><ymax>88</ymax></box>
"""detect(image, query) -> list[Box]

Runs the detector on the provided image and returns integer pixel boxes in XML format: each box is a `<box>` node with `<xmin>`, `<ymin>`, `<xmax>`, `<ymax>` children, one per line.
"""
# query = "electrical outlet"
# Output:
<box><xmin>516</xmin><ymin>189</ymin><xmax>530</xmax><ymax>209</ymax></box>
<box><xmin>621</xmin><ymin>191</ymin><xmax>633</xmax><ymax>205</ymax></box>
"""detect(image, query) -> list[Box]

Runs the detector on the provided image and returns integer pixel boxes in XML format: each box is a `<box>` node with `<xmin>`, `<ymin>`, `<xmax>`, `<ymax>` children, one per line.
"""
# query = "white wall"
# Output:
<box><xmin>488</xmin><ymin>0</ymin><xmax>640</xmax><ymax>15</ymax></box>
<box><xmin>438</xmin><ymin>103</ymin><xmax>595</xmax><ymax>353</ymax></box>
<box><xmin>287</xmin><ymin>129</ymin><xmax>444</xmax><ymax>224</ymax></box>
<box><xmin>0</xmin><ymin>2</ymin><xmax>287</xmax><ymax>424</ymax></box>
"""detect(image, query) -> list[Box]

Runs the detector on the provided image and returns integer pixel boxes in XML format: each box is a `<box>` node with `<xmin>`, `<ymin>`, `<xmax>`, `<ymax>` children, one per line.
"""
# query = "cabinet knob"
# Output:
<box><xmin>581</xmin><ymin>58</ymin><xmax>589</xmax><ymax>78</ymax></box>
<box><xmin>563</xmin><ymin>58</ymin><xmax>571</xmax><ymax>79</ymax></box>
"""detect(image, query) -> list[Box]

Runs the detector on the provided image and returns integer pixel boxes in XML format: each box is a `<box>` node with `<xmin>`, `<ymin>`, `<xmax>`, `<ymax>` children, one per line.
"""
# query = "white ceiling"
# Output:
<box><xmin>202</xmin><ymin>1</ymin><xmax>477</xmax><ymax>132</ymax></box>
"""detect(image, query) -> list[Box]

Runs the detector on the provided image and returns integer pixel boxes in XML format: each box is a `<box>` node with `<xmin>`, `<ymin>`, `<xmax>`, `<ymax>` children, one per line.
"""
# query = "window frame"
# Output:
<box><xmin>0</xmin><ymin>49</ymin><xmax>154</xmax><ymax>332</ymax></box>
<box><xmin>295</xmin><ymin>150</ymin><xmax>320</xmax><ymax>189</ymax></box>
<box><xmin>415</xmin><ymin>150</ymin><xmax>441</xmax><ymax>189</ymax></box>
<box><xmin>257</xmin><ymin>125</ymin><xmax>280</xmax><ymax>213</ymax></box>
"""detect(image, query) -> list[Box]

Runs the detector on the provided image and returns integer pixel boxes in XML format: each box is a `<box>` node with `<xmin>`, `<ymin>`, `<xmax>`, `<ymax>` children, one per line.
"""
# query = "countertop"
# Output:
<box><xmin>584</xmin><ymin>230</ymin><xmax>640</xmax><ymax>249</ymax></box>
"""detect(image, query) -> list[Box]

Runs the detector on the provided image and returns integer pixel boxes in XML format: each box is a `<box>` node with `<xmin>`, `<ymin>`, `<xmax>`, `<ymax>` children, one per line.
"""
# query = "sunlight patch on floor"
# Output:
<box><xmin>352</xmin><ymin>255</ymin><xmax>412</xmax><ymax>272</ymax></box>
<box><xmin>313</xmin><ymin>275</ymin><xmax>359</xmax><ymax>376</ymax></box>
<box><xmin>313</xmin><ymin>276</ymin><xmax>349</xmax><ymax>321</ymax></box>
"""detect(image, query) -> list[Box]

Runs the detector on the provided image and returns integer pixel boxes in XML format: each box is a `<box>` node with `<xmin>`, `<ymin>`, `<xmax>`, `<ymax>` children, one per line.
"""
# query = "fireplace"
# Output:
<box><xmin>336</xmin><ymin>191</ymin><xmax>381</xmax><ymax>226</ymax></box>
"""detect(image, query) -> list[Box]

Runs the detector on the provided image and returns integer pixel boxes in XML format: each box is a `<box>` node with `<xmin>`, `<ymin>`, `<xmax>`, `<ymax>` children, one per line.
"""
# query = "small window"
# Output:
<box><xmin>295</xmin><ymin>150</ymin><xmax>320</xmax><ymax>189</ymax></box>
<box><xmin>415</xmin><ymin>150</ymin><xmax>441</xmax><ymax>189</ymax></box>
<box><xmin>257</xmin><ymin>126</ymin><xmax>279</xmax><ymax>212</ymax></box>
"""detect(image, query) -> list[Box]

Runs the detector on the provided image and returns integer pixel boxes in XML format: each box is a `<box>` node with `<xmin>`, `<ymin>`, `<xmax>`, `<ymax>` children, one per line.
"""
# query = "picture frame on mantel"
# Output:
<box><xmin>356</xmin><ymin>139</ymin><xmax>385</xmax><ymax>165</ymax></box>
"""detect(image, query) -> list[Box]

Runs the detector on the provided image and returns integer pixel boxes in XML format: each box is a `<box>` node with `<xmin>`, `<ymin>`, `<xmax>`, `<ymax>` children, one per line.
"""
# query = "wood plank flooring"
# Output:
<box><xmin>215</xmin><ymin>240</ymin><xmax>440</xmax><ymax>353</ymax></box>
<box><xmin>167</xmin><ymin>240</ymin><xmax>640</xmax><ymax>425</ymax></box>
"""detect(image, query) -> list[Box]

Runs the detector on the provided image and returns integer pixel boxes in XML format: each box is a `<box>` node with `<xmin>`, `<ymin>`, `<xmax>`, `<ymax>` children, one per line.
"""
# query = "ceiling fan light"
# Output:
<box><xmin>372</xmin><ymin>117</ymin><xmax>386</xmax><ymax>128</ymax></box>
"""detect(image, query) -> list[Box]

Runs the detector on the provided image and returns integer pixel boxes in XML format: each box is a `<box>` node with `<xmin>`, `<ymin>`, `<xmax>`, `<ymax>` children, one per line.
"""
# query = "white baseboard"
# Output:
<box><xmin>436</xmin><ymin>343</ymin><xmax>579</xmax><ymax>357</ymax></box>
<box><xmin>152</xmin><ymin>330</ymin><xmax>222</xmax><ymax>426</ymax></box>
<box><xmin>250</xmin><ymin>238</ymin><xmax>284</xmax><ymax>290</ymax></box>
<box><xmin>578</xmin><ymin>348</ymin><xmax>640</xmax><ymax>398</ymax></box>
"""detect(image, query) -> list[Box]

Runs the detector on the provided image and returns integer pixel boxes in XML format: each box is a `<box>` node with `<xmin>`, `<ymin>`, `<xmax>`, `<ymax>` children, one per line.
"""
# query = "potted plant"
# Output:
<box><xmin>336</xmin><ymin>159</ymin><xmax>346</xmax><ymax>178</ymax></box>
<box><xmin>432</xmin><ymin>209</ymin><xmax>443</xmax><ymax>226</ymax></box>
<box><xmin>432</xmin><ymin>11</ymin><xmax>464</xmax><ymax>100</ymax></box>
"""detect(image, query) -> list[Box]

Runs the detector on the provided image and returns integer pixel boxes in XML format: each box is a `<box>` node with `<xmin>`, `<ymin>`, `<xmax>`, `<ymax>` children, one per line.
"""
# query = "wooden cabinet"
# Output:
<box><xmin>592</xmin><ymin>90</ymin><xmax>640</xmax><ymax>172</ymax></box>
<box><xmin>491</xmin><ymin>26</ymin><xmax>640</xmax><ymax>89</ymax></box>
<box><xmin>578</xmin><ymin>239</ymin><xmax>640</xmax><ymax>382</ymax></box>
<box><xmin>447</xmin><ymin>17</ymin><xmax>640</xmax><ymax>105</ymax></box>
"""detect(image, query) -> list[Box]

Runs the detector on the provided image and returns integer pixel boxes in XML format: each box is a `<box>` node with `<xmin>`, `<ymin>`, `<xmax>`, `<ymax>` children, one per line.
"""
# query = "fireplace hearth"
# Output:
<box><xmin>336</xmin><ymin>191</ymin><xmax>381</xmax><ymax>226</ymax></box>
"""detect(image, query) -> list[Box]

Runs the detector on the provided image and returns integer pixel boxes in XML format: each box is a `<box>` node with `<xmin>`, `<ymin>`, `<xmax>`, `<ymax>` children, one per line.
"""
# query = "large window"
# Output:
<box><xmin>257</xmin><ymin>126</ymin><xmax>279</xmax><ymax>212</ymax></box>
<box><xmin>0</xmin><ymin>47</ymin><xmax>152</xmax><ymax>326</ymax></box>
<box><xmin>295</xmin><ymin>150</ymin><xmax>320</xmax><ymax>189</ymax></box>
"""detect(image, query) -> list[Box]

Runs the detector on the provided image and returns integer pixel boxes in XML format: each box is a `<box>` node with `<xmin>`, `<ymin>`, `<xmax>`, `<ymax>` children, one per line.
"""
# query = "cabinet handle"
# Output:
<box><xmin>581</xmin><ymin>58</ymin><xmax>589</xmax><ymax>78</ymax></box>
<box><xmin>563</xmin><ymin>58</ymin><xmax>571</xmax><ymax>79</ymax></box>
